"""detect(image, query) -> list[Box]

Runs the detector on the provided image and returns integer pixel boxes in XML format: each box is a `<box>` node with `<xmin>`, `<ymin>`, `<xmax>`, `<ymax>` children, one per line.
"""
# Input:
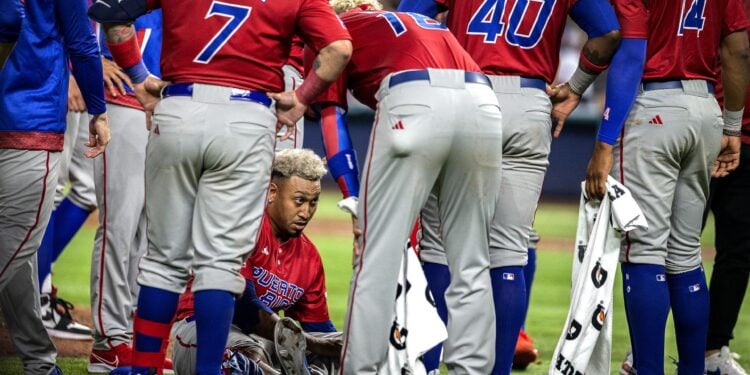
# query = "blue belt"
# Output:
<box><xmin>185</xmin><ymin>315</ymin><xmax>195</xmax><ymax>323</ymax></box>
<box><xmin>161</xmin><ymin>83</ymin><xmax>272</xmax><ymax>107</ymax></box>
<box><xmin>642</xmin><ymin>80</ymin><xmax>715</xmax><ymax>94</ymax></box>
<box><xmin>389</xmin><ymin>70</ymin><xmax>491</xmax><ymax>88</ymax></box>
<box><xmin>519</xmin><ymin>77</ymin><xmax>547</xmax><ymax>91</ymax></box>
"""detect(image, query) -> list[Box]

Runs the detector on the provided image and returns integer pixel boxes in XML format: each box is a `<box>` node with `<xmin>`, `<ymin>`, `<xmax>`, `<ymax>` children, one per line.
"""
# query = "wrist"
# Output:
<box><xmin>723</xmin><ymin>108</ymin><xmax>743</xmax><ymax>136</ymax></box>
<box><xmin>568</xmin><ymin>66</ymin><xmax>597</xmax><ymax>95</ymax></box>
<box><xmin>296</xmin><ymin>72</ymin><xmax>330</xmax><ymax>106</ymax></box>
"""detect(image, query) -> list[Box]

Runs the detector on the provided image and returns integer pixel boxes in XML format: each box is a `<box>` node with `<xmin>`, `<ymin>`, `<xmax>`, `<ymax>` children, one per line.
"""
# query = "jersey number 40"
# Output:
<box><xmin>467</xmin><ymin>0</ymin><xmax>555</xmax><ymax>48</ymax></box>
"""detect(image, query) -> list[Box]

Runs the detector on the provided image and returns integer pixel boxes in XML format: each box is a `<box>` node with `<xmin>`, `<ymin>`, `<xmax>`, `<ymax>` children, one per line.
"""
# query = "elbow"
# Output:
<box><xmin>329</xmin><ymin>39</ymin><xmax>353</xmax><ymax>66</ymax></box>
<box><xmin>601</xmin><ymin>29</ymin><xmax>622</xmax><ymax>51</ymax></box>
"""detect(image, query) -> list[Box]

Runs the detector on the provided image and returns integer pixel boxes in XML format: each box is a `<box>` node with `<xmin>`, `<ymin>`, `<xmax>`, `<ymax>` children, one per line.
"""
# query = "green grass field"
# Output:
<box><xmin>1</xmin><ymin>193</ymin><xmax>748</xmax><ymax>374</ymax></box>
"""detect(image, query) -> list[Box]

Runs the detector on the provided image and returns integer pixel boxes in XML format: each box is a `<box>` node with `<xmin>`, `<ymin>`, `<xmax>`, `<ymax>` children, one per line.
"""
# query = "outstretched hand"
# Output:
<box><xmin>712</xmin><ymin>135</ymin><xmax>741</xmax><ymax>177</ymax></box>
<box><xmin>585</xmin><ymin>142</ymin><xmax>614</xmax><ymax>200</ymax></box>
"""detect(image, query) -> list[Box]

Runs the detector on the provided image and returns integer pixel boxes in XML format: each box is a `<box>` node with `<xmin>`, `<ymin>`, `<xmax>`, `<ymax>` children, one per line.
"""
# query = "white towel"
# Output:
<box><xmin>549</xmin><ymin>176</ymin><xmax>647</xmax><ymax>375</ymax></box>
<box><xmin>380</xmin><ymin>241</ymin><xmax>448</xmax><ymax>375</ymax></box>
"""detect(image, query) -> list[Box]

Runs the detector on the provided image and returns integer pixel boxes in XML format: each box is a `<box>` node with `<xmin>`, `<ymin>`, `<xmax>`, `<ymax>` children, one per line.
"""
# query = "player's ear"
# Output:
<box><xmin>267</xmin><ymin>182</ymin><xmax>278</xmax><ymax>205</ymax></box>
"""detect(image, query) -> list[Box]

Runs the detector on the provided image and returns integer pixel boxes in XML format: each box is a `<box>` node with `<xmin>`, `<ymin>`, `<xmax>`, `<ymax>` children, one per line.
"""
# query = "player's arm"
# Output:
<box><xmin>318</xmin><ymin>104</ymin><xmax>360</xmax><ymax>215</ymax></box>
<box><xmin>58</xmin><ymin>0</ymin><xmax>110</xmax><ymax>157</ymax></box>
<box><xmin>0</xmin><ymin>0</ymin><xmax>23</xmax><ymax>68</ymax></box>
<box><xmin>89</xmin><ymin>0</ymin><xmax>165</xmax><ymax>129</ymax></box>
<box><xmin>233</xmin><ymin>278</ymin><xmax>275</xmax><ymax>335</ymax></box>
<box><xmin>585</xmin><ymin>38</ymin><xmax>646</xmax><ymax>199</ymax></box>
<box><xmin>397</xmin><ymin>0</ymin><xmax>447</xmax><ymax>19</ymax></box>
<box><xmin>549</xmin><ymin>0</ymin><xmax>621</xmax><ymax>137</ymax></box>
<box><xmin>713</xmin><ymin>29</ymin><xmax>750</xmax><ymax>177</ymax></box>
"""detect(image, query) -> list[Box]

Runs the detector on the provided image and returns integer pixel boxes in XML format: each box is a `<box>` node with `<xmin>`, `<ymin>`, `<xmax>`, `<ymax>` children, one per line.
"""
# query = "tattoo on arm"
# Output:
<box><xmin>105</xmin><ymin>24</ymin><xmax>135</xmax><ymax>43</ymax></box>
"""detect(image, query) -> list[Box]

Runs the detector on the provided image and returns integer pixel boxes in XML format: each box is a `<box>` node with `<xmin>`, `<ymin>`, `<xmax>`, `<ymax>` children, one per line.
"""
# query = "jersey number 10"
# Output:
<box><xmin>467</xmin><ymin>0</ymin><xmax>555</xmax><ymax>47</ymax></box>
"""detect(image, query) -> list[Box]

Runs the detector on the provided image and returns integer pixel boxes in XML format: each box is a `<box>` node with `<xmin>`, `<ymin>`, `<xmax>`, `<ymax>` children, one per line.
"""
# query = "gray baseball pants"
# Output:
<box><xmin>0</xmin><ymin>149</ymin><xmax>60</xmax><ymax>374</ymax></box>
<box><xmin>341</xmin><ymin>69</ymin><xmax>503</xmax><ymax>375</ymax></box>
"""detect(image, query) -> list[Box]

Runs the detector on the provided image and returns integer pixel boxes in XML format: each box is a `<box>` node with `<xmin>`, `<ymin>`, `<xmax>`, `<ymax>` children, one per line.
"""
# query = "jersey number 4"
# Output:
<box><xmin>678</xmin><ymin>0</ymin><xmax>706</xmax><ymax>35</ymax></box>
<box><xmin>194</xmin><ymin>1</ymin><xmax>252</xmax><ymax>64</ymax></box>
<box><xmin>467</xmin><ymin>0</ymin><xmax>555</xmax><ymax>47</ymax></box>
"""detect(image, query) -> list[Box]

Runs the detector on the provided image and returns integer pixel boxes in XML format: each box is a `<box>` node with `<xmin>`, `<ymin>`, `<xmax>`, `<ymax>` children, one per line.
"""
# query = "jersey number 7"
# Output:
<box><xmin>467</xmin><ymin>0</ymin><xmax>555</xmax><ymax>48</ymax></box>
<box><xmin>194</xmin><ymin>1</ymin><xmax>252</xmax><ymax>64</ymax></box>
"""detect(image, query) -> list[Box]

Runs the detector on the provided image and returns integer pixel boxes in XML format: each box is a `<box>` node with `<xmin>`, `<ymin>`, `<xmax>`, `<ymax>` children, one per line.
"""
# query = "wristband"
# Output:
<box><xmin>568</xmin><ymin>66</ymin><xmax>598</xmax><ymax>95</ymax></box>
<box><xmin>123</xmin><ymin>60</ymin><xmax>150</xmax><ymax>84</ymax></box>
<box><xmin>107</xmin><ymin>34</ymin><xmax>151</xmax><ymax>83</ymax></box>
<box><xmin>580</xmin><ymin>51</ymin><xmax>609</xmax><ymax>74</ymax></box>
<box><xmin>296</xmin><ymin>72</ymin><xmax>329</xmax><ymax>106</ymax></box>
<box><xmin>723</xmin><ymin>108</ymin><xmax>743</xmax><ymax>136</ymax></box>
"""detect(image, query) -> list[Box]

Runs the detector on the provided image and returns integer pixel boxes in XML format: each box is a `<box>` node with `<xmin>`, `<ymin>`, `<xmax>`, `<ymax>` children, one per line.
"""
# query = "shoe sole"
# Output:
<box><xmin>274</xmin><ymin>318</ymin><xmax>310</xmax><ymax>375</ymax></box>
<box><xmin>87</xmin><ymin>363</ymin><xmax>115</xmax><ymax>373</ymax></box>
<box><xmin>47</xmin><ymin>328</ymin><xmax>92</xmax><ymax>340</ymax></box>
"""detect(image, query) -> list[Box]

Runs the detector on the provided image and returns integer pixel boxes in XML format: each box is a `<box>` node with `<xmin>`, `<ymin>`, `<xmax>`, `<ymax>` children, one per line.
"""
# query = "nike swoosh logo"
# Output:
<box><xmin>95</xmin><ymin>0</ymin><xmax>112</xmax><ymax>8</ymax></box>
<box><xmin>91</xmin><ymin>352</ymin><xmax>118</xmax><ymax>367</ymax></box>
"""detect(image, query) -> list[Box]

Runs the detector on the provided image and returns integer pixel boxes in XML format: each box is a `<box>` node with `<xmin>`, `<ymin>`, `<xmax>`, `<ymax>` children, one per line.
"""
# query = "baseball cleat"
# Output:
<box><xmin>40</xmin><ymin>293</ymin><xmax>92</xmax><ymax>340</ymax></box>
<box><xmin>222</xmin><ymin>349</ymin><xmax>264</xmax><ymax>375</ymax></box>
<box><xmin>89</xmin><ymin>343</ymin><xmax>174</xmax><ymax>374</ymax></box>
<box><xmin>512</xmin><ymin>329</ymin><xmax>539</xmax><ymax>370</ymax></box>
<box><xmin>274</xmin><ymin>317</ymin><xmax>310</xmax><ymax>375</ymax></box>
<box><xmin>705</xmin><ymin>347</ymin><xmax>748</xmax><ymax>375</ymax></box>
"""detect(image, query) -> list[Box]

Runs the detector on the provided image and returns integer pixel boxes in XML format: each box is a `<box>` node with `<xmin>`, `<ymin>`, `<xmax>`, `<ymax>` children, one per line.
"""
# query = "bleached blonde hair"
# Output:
<box><xmin>272</xmin><ymin>149</ymin><xmax>327</xmax><ymax>181</ymax></box>
<box><xmin>330</xmin><ymin>0</ymin><xmax>382</xmax><ymax>14</ymax></box>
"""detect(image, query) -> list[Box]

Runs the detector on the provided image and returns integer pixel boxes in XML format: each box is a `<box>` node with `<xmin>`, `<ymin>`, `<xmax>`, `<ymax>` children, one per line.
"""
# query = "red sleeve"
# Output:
<box><xmin>304</xmin><ymin>46</ymin><xmax>348</xmax><ymax>108</ymax></box>
<box><xmin>146</xmin><ymin>0</ymin><xmax>161</xmax><ymax>10</ymax></box>
<box><xmin>723</xmin><ymin>0</ymin><xmax>750</xmax><ymax>37</ymax></box>
<box><xmin>296</xmin><ymin>0</ymin><xmax>351</xmax><ymax>53</ymax></box>
<box><xmin>612</xmin><ymin>0</ymin><xmax>649</xmax><ymax>39</ymax></box>
<box><xmin>285</xmin><ymin>251</ymin><xmax>330</xmax><ymax>324</ymax></box>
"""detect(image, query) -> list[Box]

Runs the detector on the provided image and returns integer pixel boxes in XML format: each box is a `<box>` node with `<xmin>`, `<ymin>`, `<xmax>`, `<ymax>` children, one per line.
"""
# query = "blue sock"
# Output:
<box><xmin>491</xmin><ymin>266</ymin><xmax>526</xmax><ymax>375</ymax></box>
<box><xmin>51</xmin><ymin>198</ymin><xmax>91</xmax><ymax>262</ymax></box>
<box><xmin>522</xmin><ymin>247</ymin><xmax>537</xmax><ymax>328</ymax></box>
<box><xmin>134</xmin><ymin>285</ymin><xmax>179</xmax><ymax>364</ymax></box>
<box><xmin>668</xmin><ymin>267</ymin><xmax>709</xmax><ymax>374</ymax></box>
<box><xmin>421</xmin><ymin>262</ymin><xmax>450</xmax><ymax>373</ymax></box>
<box><xmin>622</xmin><ymin>263</ymin><xmax>670</xmax><ymax>375</ymax></box>
<box><xmin>195</xmin><ymin>290</ymin><xmax>235</xmax><ymax>375</ymax></box>
<box><xmin>37</xmin><ymin>211</ymin><xmax>56</xmax><ymax>289</ymax></box>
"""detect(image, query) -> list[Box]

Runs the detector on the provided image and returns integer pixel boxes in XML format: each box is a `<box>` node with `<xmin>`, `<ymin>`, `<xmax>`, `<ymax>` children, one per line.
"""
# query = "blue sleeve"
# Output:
<box><xmin>58</xmin><ymin>0</ymin><xmax>106</xmax><ymax>115</ymax></box>
<box><xmin>0</xmin><ymin>0</ymin><xmax>24</xmax><ymax>43</ymax></box>
<box><xmin>301</xmin><ymin>320</ymin><xmax>337</xmax><ymax>333</ymax></box>
<box><xmin>569</xmin><ymin>0</ymin><xmax>619</xmax><ymax>39</ymax></box>
<box><xmin>598</xmin><ymin>38</ymin><xmax>647</xmax><ymax>144</ymax></box>
<box><xmin>233</xmin><ymin>279</ymin><xmax>274</xmax><ymax>335</ymax></box>
<box><xmin>318</xmin><ymin>105</ymin><xmax>360</xmax><ymax>199</ymax></box>
<box><xmin>397</xmin><ymin>0</ymin><xmax>444</xmax><ymax>18</ymax></box>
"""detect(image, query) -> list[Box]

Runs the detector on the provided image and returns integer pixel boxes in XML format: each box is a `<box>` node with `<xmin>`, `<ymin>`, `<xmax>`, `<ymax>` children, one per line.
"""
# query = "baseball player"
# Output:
<box><xmin>0</xmin><ymin>0</ymin><xmax>109</xmax><ymax>373</ymax></box>
<box><xmin>89</xmin><ymin>0</ymin><xmax>352</xmax><ymax>372</ymax></box>
<box><xmin>396</xmin><ymin>0</ymin><xmax>621</xmax><ymax>372</ymax></box>
<box><xmin>277</xmin><ymin>37</ymin><xmax>307</xmax><ymax>152</ymax></box>
<box><xmin>86</xmin><ymin>10</ymin><xmax>172</xmax><ymax>373</ymax></box>
<box><xmin>36</xmin><ymin>76</ymin><xmax>99</xmax><ymax>341</ymax></box>
<box><xmin>585</xmin><ymin>0</ymin><xmax>749</xmax><ymax>373</ymax></box>
<box><xmin>308</xmin><ymin>2</ymin><xmax>504</xmax><ymax>373</ymax></box>
<box><xmin>171</xmin><ymin>148</ymin><xmax>341</xmax><ymax>375</ymax></box>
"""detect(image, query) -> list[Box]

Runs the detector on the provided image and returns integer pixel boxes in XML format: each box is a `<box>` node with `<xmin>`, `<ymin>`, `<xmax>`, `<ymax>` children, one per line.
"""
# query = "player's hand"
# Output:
<box><xmin>67</xmin><ymin>75</ymin><xmax>86</xmax><ymax>113</ymax></box>
<box><xmin>269</xmin><ymin>91</ymin><xmax>307</xmax><ymax>134</ymax></box>
<box><xmin>86</xmin><ymin>112</ymin><xmax>110</xmax><ymax>158</ymax></box>
<box><xmin>134</xmin><ymin>75</ymin><xmax>168</xmax><ymax>130</ymax></box>
<box><xmin>351</xmin><ymin>215</ymin><xmax>362</xmax><ymax>266</ymax></box>
<box><xmin>712</xmin><ymin>135</ymin><xmax>741</xmax><ymax>177</ymax></box>
<box><xmin>547</xmin><ymin>82</ymin><xmax>581</xmax><ymax>138</ymax></box>
<box><xmin>585</xmin><ymin>141</ymin><xmax>613</xmax><ymax>200</ymax></box>
<box><xmin>304</xmin><ymin>333</ymin><xmax>343</xmax><ymax>357</ymax></box>
<box><xmin>101</xmin><ymin>56</ymin><xmax>134</xmax><ymax>97</ymax></box>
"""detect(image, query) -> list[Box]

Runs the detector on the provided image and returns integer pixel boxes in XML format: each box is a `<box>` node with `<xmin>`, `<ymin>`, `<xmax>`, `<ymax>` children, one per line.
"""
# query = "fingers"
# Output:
<box><xmin>145</xmin><ymin>111</ymin><xmax>153</xmax><ymax>131</ymax></box>
<box><xmin>104</xmin><ymin>74</ymin><xmax>118</xmax><ymax>97</ymax></box>
<box><xmin>552</xmin><ymin>116</ymin><xmax>565</xmax><ymax>138</ymax></box>
<box><xmin>114</xmin><ymin>69</ymin><xmax>134</xmax><ymax>93</ymax></box>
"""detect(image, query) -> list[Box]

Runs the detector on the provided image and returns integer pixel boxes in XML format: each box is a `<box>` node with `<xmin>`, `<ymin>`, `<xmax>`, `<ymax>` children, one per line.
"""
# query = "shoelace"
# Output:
<box><xmin>52</xmin><ymin>296</ymin><xmax>76</xmax><ymax>318</ymax></box>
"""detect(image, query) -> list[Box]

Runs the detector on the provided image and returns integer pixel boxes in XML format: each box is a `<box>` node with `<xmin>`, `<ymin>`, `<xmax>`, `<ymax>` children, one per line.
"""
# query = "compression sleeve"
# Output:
<box><xmin>318</xmin><ymin>105</ymin><xmax>360</xmax><ymax>199</ymax></box>
<box><xmin>0</xmin><ymin>0</ymin><xmax>23</xmax><ymax>43</ymax></box>
<box><xmin>597</xmin><ymin>38</ymin><xmax>646</xmax><ymax>144</ymax></box>
<box><xmin>569</xmin><ymin>0</ymin><xmax>620</xmax><ymax>39</ymax></box>
<box><xmin>58</xmin><ymin>0</ymin><xmax>106</xmax><ymax>115</ymax></box>
<box><xmin>233</xmin><ymin>279</ymin><xmax>274</xmax><ymax>335</ymax></box>
<box><xmin>397</xmin><ymin>0</ymin><xmax>445</xmax><ymax>19</ymax></box>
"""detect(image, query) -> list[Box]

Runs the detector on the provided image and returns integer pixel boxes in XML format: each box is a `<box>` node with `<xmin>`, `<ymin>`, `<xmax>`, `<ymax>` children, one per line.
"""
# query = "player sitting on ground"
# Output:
<box><xmin>171</xmin><ymin>148</ymin><xmax>342</xmax><ymax>375</ymax></box>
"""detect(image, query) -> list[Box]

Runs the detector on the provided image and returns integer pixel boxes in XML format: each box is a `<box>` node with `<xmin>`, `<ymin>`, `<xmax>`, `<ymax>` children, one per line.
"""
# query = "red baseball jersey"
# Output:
<box><xmin>310</xmin><ymin>6</ymin><xmax>481</xmax><ymax>110</ymax></box>
<box><xmin>147</xmin><ymin>0</ymin><xmax>350</xmax><ymax>92</ymax></box>
<box><xmin>614</xmin><ymin>0</ymin><xmax>748</xmax><ymax>82</ymax></box>
<box><xmin>436</xmin><ymin>0</ymin><xmax>578</xmax><ymax>83</ymax></box>
<box><xmin>287</xmin><ymin>36</ymin><xmax>305</xmax><ymax>75</ymax></box>
<box><xmin>175</xmin><ymin>215</ymin><xmax>330</xmax><ymax>324</ymax></box>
